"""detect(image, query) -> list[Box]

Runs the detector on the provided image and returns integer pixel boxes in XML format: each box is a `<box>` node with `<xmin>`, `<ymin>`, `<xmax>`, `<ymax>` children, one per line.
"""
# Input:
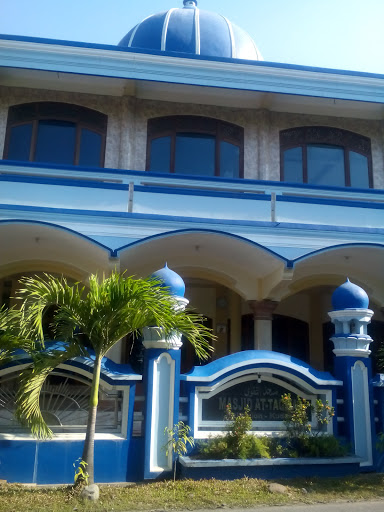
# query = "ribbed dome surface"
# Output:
<box><xmin>151</xmin><ymin>263</ymin><xmax>186</xmax><ymax>297</ymax></box>
<box><xmin>332</xmin><ymin>278</ymin><xmax>369</xmax><ymax>310</ymax></box>
<box><xmin>119</xmin><ymin>1</ymin><xmax>262</xmax><ymax>61</ymax></box>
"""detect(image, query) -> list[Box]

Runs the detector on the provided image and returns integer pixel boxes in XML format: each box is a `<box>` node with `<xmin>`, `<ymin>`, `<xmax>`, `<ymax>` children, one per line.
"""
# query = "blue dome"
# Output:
<box><xmin>119</xmin><ymin>1</ymin><xmax>262</xmax><ymax>61</ymax></box>
<box><xmin>332</xmin><ymin>278</ymin><xmax>369</xmax><ymax>310</ymax></box>
<box><xmin>151</xmin><ymin>263</ymin><xmax>186</xmax><ymax>297</ymax></box>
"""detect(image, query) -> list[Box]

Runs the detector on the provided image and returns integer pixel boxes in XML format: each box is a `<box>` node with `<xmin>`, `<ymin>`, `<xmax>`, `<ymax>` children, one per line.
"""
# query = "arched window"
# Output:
<box><xmin>147</xmin><ymin>116</ymin><xmax>244</xmax><ymax>178</ymax></box>
<box><xmin>3</xmin><ymin>102</ymin><xmax>107</xmax><ymax>167</ymax></box>
<box><xmin>280</xmin><ymin>126</ymin><xmax>372</xmax><ymax>188</ymax></box>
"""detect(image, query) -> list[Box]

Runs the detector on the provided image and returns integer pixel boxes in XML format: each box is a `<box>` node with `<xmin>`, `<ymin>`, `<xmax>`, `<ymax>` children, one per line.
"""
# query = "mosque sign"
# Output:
<box><xmin>201</xmin><ymin>380</ymin><xmax>302</xmax><ymax>423</ymax></box>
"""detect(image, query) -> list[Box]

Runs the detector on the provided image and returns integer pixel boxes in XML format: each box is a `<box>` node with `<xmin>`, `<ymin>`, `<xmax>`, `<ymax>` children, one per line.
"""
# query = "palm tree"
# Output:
<box><xmin>14</xmin><ymin>271</ymin><xmax>214</xmax><ymax>486</ymax></box>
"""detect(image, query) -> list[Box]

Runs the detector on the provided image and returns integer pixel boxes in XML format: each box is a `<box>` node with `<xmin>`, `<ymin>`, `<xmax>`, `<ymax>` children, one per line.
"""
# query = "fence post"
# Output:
<box><xmin>329</xmin><ymin>278</ymin><xmax>375</xmax><ymax>467</ymax></box>
<box><xmin>142</xmin><ymin>264</ymin><xmax>187</xmax><ymax>480</ymax></box>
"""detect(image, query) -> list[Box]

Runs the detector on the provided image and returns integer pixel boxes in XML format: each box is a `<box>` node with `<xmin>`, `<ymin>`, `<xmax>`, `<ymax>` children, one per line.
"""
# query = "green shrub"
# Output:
<box><xmin>196</xmin><ymin>395</ymin><xmax>346</xmax><ymax>460</ymax></box>
<box><xmin>198</xmin><ymin>437</ymin><xmax>231</xmax><ymax>460</ymax></box>
<box><xmin>242</xmin><ymin>435</ymin><xmax>271</xmax><ymax>459</ymax></box>
<box><xmin>298</xmin><ymin>434</ymin><xmax>348</xmax><ymax>457</ymax></box>
<box><xmin>224</xmin><ymin>404</ymin><xmax>252</xmax><ymax>458</ymax></box>
<box><xmin>280</xmin><ymin>393</ymin><xmax>346</xmax><ymax>457</ymax></box>
<box><xmin>197</xmin><ymin>434</ymin><xmax>273</xmax><ymax>460</ymax></box>
<box><xmin>281</xmin><ymin>393</ymin><xmax>335</xmax><ymax>438</ymax></box>
<box><xmin>197</xmin><ymin>404</ymin><xmax>273</xmax><ymax>460</ymax></box>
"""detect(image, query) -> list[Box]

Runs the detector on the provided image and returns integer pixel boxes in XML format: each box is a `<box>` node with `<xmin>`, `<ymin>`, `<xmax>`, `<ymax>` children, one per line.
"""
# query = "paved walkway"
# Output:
<box><xmin>188</xmin><ymin>502</ymin><xmax>384</xmax><ymax>512</ymax></box>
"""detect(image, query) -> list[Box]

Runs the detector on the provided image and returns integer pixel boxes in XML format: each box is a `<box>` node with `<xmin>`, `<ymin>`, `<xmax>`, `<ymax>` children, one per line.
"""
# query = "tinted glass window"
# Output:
<box><xmin>7</xmin><ymin>124</ymin><xmax>33</xmax><ymax>161</ymax></box>
<box><xmin>147</xmin><ymin>116</ymin><xmax>244</xmax><ymax>178</ymax></box>
<box><xmin>149</xmin><ymin>137</ymin><xmax>171</xmax><ymax>172</ymax></box>
<box><xmin>34</xmin><ymin>120</ymin><xmax>76</xmax><ymax>165</ymax></box>
<box><xmin>307</xmin><ymin>144</ymin><xmax>345</xmax><ymax>187</ymax></box>
<box><xmin>280</xmin><ymin>127</ymin><xmax>372</xmax><ymax>189</ymax></box>
<box><xmin>220</xmin><ymin>141</ymin><xmax>240</xmax><ymax>179</ymax></box>
<box><xmin>283</xmin><ymin>147</ymin><xmax>303</xmax><ymax>183</ymax></box>
<box><xmin>350</xmin><ymin>151</ymin><xmax>370</xmax><ymax>189</ymax></box>
<box><xmin>175</xmin><ymin>133</ymin><xmax>215</xmax><ymax>176</ymax></box>
<box><xmin>79</xmin><ymin>129</ymin><xmax>102</xmax><ymax>167</ymax></box>
<box><xmin>4</xmin><ymin>103</ymin><xmax>107</xmax><ymax>168</ymax></box>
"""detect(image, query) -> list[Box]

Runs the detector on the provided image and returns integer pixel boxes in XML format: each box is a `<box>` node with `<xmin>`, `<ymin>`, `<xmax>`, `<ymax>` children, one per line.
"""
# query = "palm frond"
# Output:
<box><xmin>17</xmin><ymin>271</ymin><xmax>215</xmax><ymax>360</ymax></box>
<box><xmin>0</xmin><ymin>306</ymin><xmax>34</xmax><ymax>365</ymax></box>
<box><xmin>17</xmin><ymin>274</ymin><xmax>84</xmax><ymax>345</ymax></box>
<box><xmin>15</xmin><ymin>342</ymin><xmax>84</xmax><ymax>439</ymax></box>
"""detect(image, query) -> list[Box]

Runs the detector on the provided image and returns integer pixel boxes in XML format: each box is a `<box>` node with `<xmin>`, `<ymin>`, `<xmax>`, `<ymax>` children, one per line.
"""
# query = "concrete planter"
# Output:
<box><xmin>178</xmin><ymin>455</ymin><xmax>362</xmax><ymax>480</ymax></box>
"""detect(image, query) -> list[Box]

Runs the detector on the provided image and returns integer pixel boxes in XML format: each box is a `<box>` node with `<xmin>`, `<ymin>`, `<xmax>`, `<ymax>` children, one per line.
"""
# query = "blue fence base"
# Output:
<box><xmin>0</xmin><ymin>437</ymin><xmax>145</xmax><ymax>484</ymax></box>
<box><xmin>178</xmin><ymin>456</ymin><xmax>362</xmax><ymax>480</ymax></box>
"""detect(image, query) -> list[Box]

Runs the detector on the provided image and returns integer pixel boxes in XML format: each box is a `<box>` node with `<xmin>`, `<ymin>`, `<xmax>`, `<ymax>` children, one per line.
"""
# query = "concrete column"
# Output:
<box><xmin>118</xmin><ymin>97</ymin><xmax>135</xmax><ymax>170</ymax></box>
<box><xmin>214</xmin><ymin>289</ymin><xmax>229</xmax><ymax>359</ymax></box>
<box><xmin>0</xmin><ymin>102</ymin><xmax>8</xmax><ymax>158</ymax></box>
<box><xmin>309</xmin><ymin>291</ymin><xmax>325</xmax><ymax>370</ymax></box>
<box><xmin>229</xmin><ymin>291</ymin><xmax>241</xmax><ymax>353</ymax></box>
<box><xmin>257</xmin><ymin>109</ymin><xmax>271</xmax><ymax>181</ymax></box>
<box><xmin>248</xmin><ymin>300</ymin><xmax>278</xmax><ymax>351</ymax></box>
<box><xmin>243</xmin><ymin>111</ymin><xmax>258</xmax><ymax>180</ymax></box>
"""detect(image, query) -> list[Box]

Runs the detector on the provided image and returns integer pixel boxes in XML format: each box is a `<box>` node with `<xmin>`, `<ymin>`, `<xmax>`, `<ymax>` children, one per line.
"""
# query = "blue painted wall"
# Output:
<box><xmin>0</xmin><ymin>437</ymin><xmax>139</xmax><ymax>484</ymax></box>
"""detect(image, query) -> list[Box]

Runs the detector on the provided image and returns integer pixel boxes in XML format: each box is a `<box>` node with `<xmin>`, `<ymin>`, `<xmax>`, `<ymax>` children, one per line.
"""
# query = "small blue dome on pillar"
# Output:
<box><xmin>151</xmin><ymin>263</ymin><xmax>186</xmax><ymax>297</ymax></box>
<box><xmin>332</xmin><ymin>278</ymin><xmax>369</xmax><ymax>310</ymax></box>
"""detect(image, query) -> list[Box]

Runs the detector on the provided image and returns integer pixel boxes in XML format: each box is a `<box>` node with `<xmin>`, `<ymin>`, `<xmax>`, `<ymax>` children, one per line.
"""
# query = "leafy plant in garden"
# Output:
<box><xmin>224</xmin><ymin>403</ymin><xmax>252</xmax><ymax>459</ymax></box>
<box><xmin>280</xmin><ymin>393</ymin><xmax>346</xmax><ymax>457</ymax></box>
<box><xmin>73</xmin><ymin>458</ymin><xmax>89</xmax><ymax>487</ymax></box>
<box><xmin>164</xmin><ymin>421</ymin><xmax>194</xmax><ymax>483</ymax></box>
<box><xmin>281</xmin><ymin>393</ymin><xmax>335</xmax><ymax>438</ymax></box>
<box><xmin>198</xmin><ymin>404</ymin><xmax>272</xmax><ymax>460</ymax></box>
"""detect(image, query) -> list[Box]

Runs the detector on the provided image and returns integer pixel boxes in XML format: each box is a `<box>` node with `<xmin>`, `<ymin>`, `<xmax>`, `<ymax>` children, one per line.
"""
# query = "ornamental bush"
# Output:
<box><xmin>280</xmin><ymin>393</ymin><xmax>347</xmax><ymax>457</ymax></box>
<box><xmin>197</xmin><ymin>404</ymin><xmax>272</xmax><ymax>460</ymax></box>
<box><xmin>197</xmin><ymin>395</ymin><xmax>346</xmax><ymax>460</ymax></box>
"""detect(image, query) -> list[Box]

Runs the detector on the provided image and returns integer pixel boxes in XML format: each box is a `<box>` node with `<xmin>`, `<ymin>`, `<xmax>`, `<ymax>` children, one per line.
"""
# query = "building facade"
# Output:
<box><xmin>1</xmin><ymin>0</ymin><xmax>384</xmax><ymax>483</ymax></box>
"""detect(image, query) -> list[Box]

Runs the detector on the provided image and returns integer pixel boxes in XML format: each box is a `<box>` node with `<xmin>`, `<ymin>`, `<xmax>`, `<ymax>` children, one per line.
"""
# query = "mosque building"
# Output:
<box><xmin>0</xmin><ymin>0</ymin><xmax>384</xmax><ymax>483</ymax></box>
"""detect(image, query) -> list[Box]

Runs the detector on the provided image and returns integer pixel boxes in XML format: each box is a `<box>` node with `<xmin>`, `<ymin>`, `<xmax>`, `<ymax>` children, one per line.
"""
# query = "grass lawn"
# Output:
<box><xmin>0</xmin><ymin>474</ymin><xmax>384</xmax><ymax>512</ymax></box>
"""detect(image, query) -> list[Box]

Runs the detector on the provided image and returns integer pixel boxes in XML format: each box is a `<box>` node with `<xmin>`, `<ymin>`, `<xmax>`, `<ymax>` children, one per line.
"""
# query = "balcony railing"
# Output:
<box><xmin>1</xmin><ymin>160</ymin><xmax>384</xmax><ymax>231</ymax></box>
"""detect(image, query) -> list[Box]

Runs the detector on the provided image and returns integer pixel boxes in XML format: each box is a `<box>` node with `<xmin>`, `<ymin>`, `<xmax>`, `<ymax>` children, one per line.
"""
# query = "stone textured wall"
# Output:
<box><xmin>1</xmin><ymin>85</ymin><xmax>383</xmax><ymax>188</ymax></box>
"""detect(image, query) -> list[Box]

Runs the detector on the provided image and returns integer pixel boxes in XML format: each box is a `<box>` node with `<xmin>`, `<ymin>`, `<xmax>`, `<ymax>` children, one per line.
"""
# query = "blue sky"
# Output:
<box><xmin>1</xmin><ymin>0</ymin><xmax>384</xmax><ymax>74</ymax></box>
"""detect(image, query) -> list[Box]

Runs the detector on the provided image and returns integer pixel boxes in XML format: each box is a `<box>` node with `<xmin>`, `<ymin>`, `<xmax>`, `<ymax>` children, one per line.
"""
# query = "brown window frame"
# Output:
<box><xmin>146</xmin><ymin>115</ymin><xmax>244</xmax><ymax>178</ymax></box>
<box><xmin>3</xmin><ymin>102</ymin><xmax>107</xmax><ymax>167</ymax></box>
<box><xmin>280</xmin><ymin>126</ymin><xmax>373</xmax><ymax>188</ymax></box>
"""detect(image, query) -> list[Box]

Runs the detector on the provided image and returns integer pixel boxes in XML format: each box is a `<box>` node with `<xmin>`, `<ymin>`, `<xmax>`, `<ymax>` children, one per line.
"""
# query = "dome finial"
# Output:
<box><xmin>183</xmin><ymin>0</ymin><xmax>197</xmax><ymax>7</ymax></box>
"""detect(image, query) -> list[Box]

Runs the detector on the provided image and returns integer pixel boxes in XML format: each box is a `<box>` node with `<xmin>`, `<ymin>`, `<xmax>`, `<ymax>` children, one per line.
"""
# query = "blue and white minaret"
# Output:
<box><xmin>142</xmin><ymin>264</ymin><xmax>187</xmax><ymax>479</ymax></box>
<box><xmin>328</xmin><ymin>278</ymin><xmax>374</xmax><ymax>467</ymax></box>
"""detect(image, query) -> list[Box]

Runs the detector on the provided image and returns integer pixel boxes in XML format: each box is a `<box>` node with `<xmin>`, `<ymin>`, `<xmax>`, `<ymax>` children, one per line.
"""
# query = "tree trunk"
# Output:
<box><xmin>81</xmin><ymin>354</ymin><xmax>102</xmax><ymax>485</ymax></box>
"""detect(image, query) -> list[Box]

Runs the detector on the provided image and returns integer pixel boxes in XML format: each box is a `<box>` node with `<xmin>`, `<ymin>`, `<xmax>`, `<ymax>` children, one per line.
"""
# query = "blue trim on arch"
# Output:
<box><xmin>292</xmin><ymin>242</ymin><xmax>384</xmax><ymax>267</ymax></box>
<box><xmin>2</xmin><ymin>342</ymin><xmax>141</xmax><ymax>386</ymax></box>
<box><xmin>4</xmin><ymin>203</ymin><xmax>384</xmax><ymax>242</ymax></box>
<box><xmin>113</xmin><ymin>228</ymin><xmax>290</xmax><ymax>264</ymax></box>
<box><xmin>0</xmin><ymin>219</ymin><xmax>114</xmax><ymax>256</ymax></box>
<box><xmin>181</xmin><ymin>350</ymin><xmax>342</xmax><ymax>388</ymax></box>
